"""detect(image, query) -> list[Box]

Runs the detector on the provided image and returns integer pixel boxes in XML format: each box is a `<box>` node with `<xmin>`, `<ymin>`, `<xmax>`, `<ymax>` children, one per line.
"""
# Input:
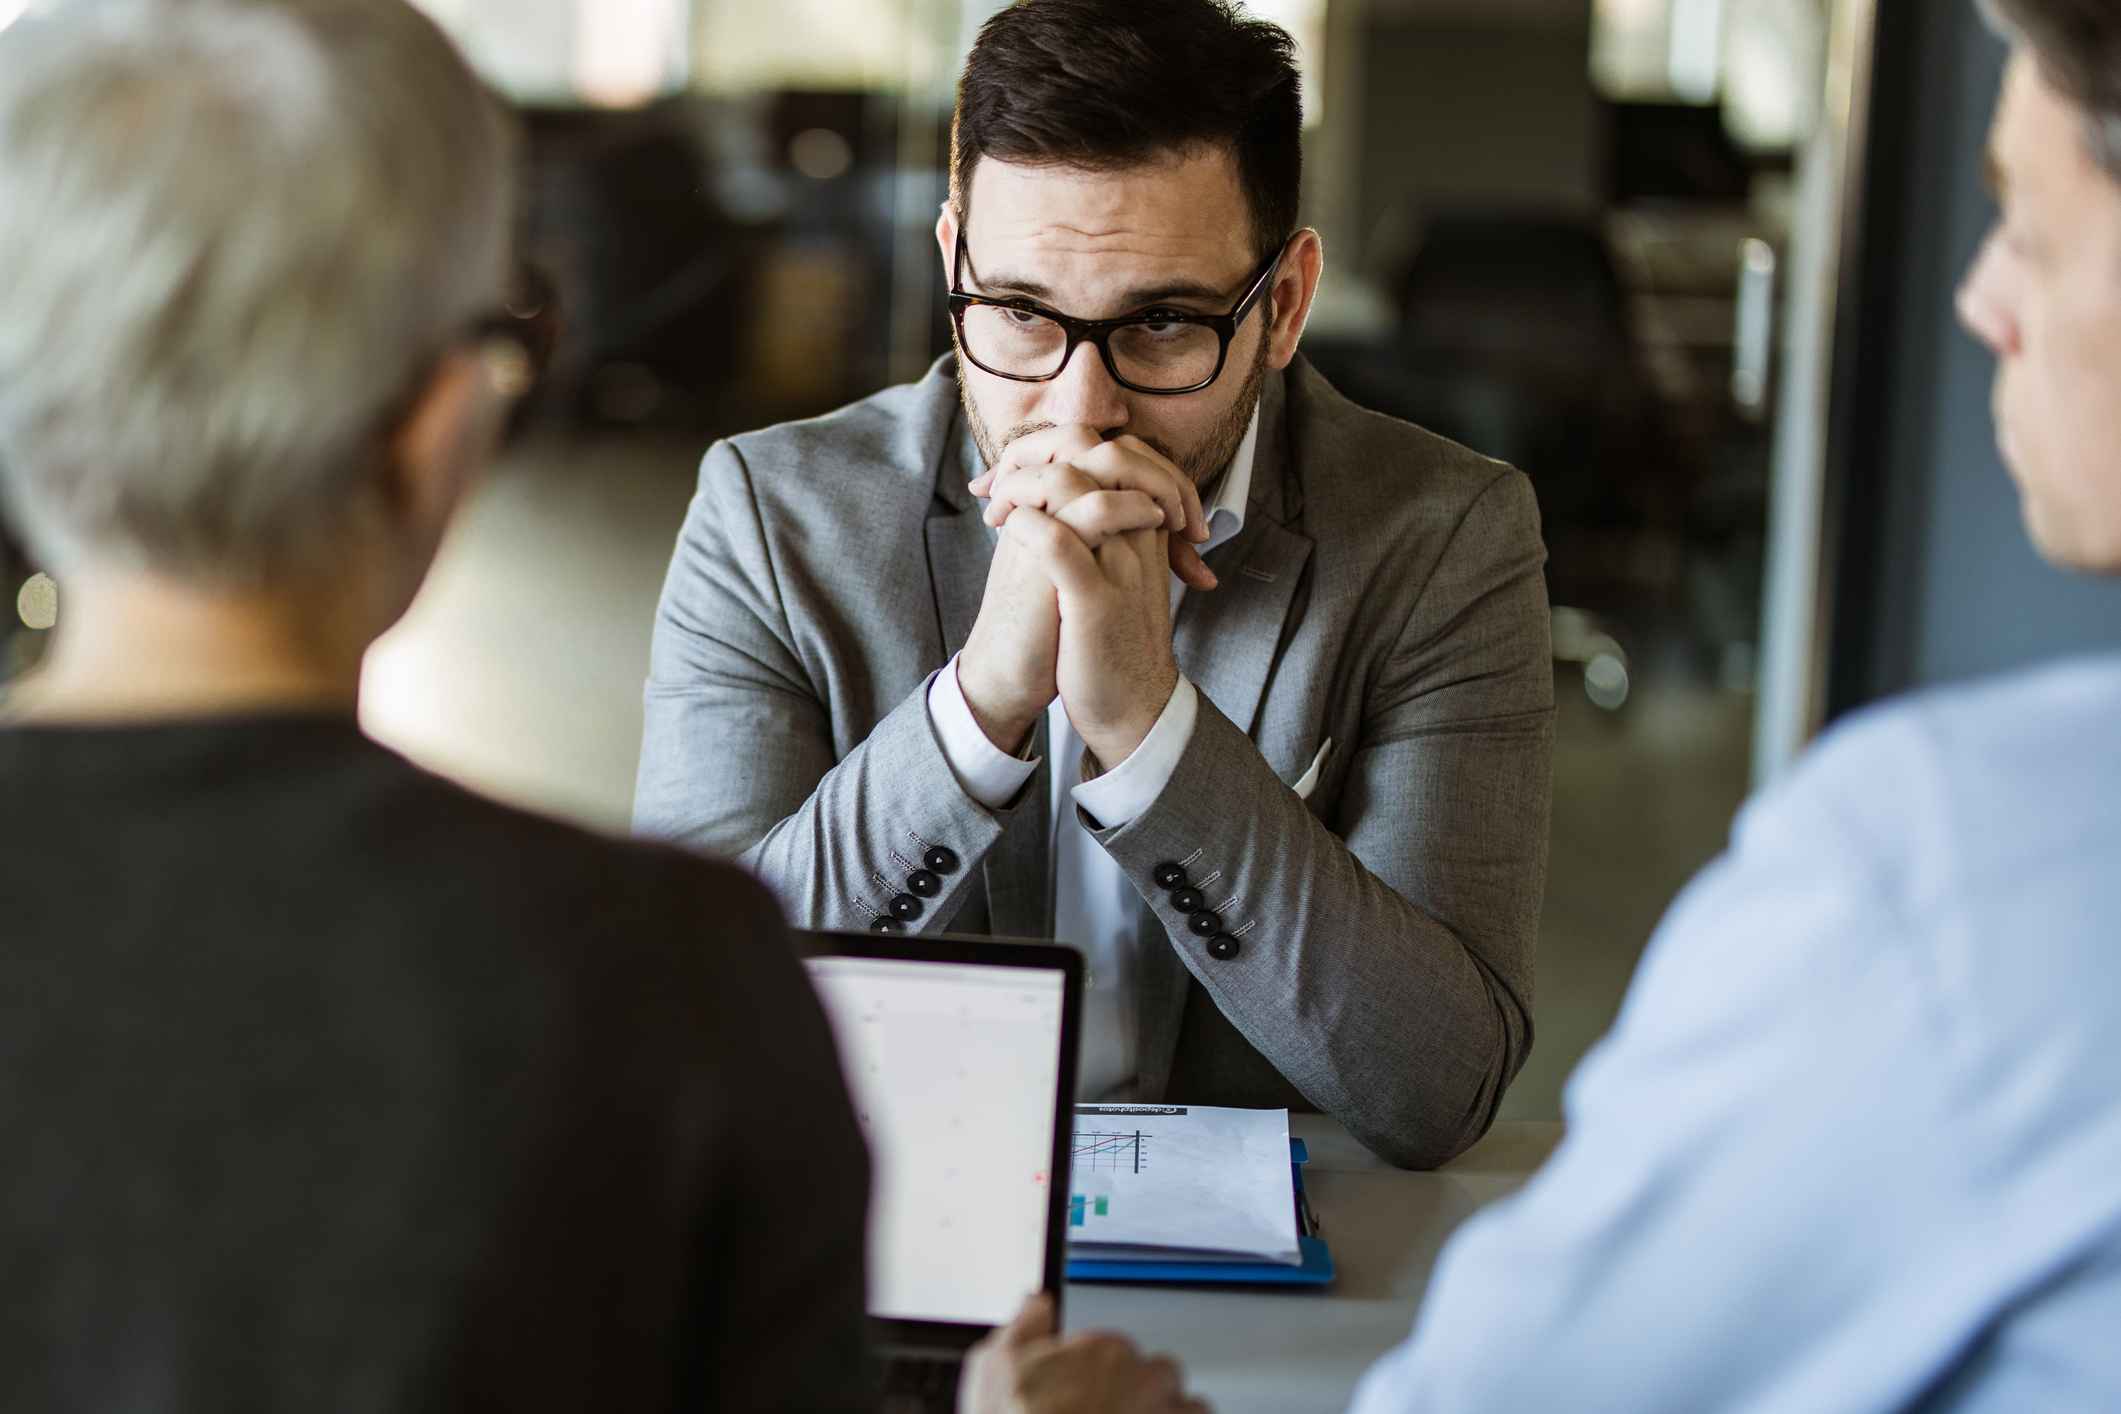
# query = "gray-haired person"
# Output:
<box><xmin>0</xmin><ymin>3</ymin><xmax>1195</xmax><ymax>1410</ymax></box>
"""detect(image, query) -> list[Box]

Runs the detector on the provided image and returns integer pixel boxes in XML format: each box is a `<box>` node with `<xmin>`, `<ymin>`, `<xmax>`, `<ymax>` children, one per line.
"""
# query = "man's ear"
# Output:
<box><xmin>1265</xmin><ymin>228</ymin><xmax>1325</xmax><ymax>371</ymax></box>
<box><xmin>384</xmin><ymin>349</ymin><xmax>493</xmax><ymax>538</ymax></box>
<box><xmin>936</xmin><ymin>202</ymin><xmax>960</xmax><ymax>286</ymax></box>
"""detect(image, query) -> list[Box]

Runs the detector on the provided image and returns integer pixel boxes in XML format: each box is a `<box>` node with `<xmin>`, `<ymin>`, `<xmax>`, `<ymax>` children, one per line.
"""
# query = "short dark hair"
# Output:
<box><xmin>950</xmin><ymin>0</ymin><xmax>1303</xmax><ymax>261</ymax></box>
<box><xmin>1981</xmin><ymin>0</ymin><xmax>2121</xmax><ymax>180</ymax></box>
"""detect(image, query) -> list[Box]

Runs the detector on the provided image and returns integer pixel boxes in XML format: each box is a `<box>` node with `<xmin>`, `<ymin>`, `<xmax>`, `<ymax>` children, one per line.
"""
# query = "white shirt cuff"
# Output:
<box><xmin>928</xmin><ymin>653</ymin><xmax>1041</xmax><ymax>811</ymax></box>
<box><xmin>1072</xmin><ymin>676</ymin><xmax>1198</xmax><ymax>830</ymax></box>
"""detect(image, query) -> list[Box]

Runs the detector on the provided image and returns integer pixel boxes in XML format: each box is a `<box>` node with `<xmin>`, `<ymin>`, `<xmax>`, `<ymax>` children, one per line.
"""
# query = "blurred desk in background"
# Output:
<box><xmin>1069</xmin><ymin>1117</ymin><xmax>1561</xmax><ymax>1414</ymax></box>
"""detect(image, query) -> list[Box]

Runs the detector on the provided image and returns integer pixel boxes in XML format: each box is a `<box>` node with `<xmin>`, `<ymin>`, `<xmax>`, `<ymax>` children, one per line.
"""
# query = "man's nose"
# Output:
<box><xmin>1957</xmin><ymin>231</ymin><xmax>2022</xmax><ymax>359</ymax></box>
<box><xmin>1042</xmin><ymin>339</ymin><xmax>1131</xmax><ymax>436</ymax></box>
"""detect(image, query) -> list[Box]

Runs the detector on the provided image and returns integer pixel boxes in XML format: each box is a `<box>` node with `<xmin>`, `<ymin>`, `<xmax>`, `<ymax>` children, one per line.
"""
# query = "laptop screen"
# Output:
<box><xmin>806</xmin><ymin>955</ymin><xmax>1068</xmax><ymax>1327</ymax></box>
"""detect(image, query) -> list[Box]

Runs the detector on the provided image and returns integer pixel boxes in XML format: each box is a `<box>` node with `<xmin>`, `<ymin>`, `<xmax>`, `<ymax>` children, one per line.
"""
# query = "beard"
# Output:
<box><xmin>956</xmin><ymin>328</ymin><xmax>1270</xmax><ymax>490</ymax></box>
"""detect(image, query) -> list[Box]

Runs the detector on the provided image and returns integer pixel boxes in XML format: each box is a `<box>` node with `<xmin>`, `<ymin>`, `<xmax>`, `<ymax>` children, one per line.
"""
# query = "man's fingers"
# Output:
<box><xmin>992</xmin><ymin>472</ymin><xmax>1216</xmax><ymax>587</ymax></box>
<box><xmin>1069</xmin><ymin>440</ymin><xmax>1197</xmax><ymax>541</ymax></box>
<box><xmin>1003</xmin><ymin>505</ymin><xmax>1103</xmax><ymax>598</ymax></box>
<box><xmin>981</xmin><ymin>431</ymin><xmax>1210</xmax><ymax>548</ymax></box>
<box><xmin>1110</xmin><ymin>435</ymin><xmax>1208</xmax><ymax>546</ymax></box>
<box><xmin>1169</xmin><ymin>538</ymin><xmax>1218</xmax><ymax>591</ymax></box>
<box><xmin>982</xmin><ymin>462</ymin><xmax>1112</xmax><ymax>529</ymax></box>
<box><xmin>991</xmin><ymin>449</ymin><xmax>1183</xmax><ymax>539</ymax></box>
<box><xmin>1054</xmin><ymin>490</ymin><xmax>1167</xmax><ymax>547</ymax></box>
<box><xmin>968</xmin><ymin>426</ymin><xmax>1100</xmax><ymax>498</ymax></box>
<box><xmin>1104</xmin><ymin>435</ymin><xmax>1210</xmax><ymax>544</ymax></box>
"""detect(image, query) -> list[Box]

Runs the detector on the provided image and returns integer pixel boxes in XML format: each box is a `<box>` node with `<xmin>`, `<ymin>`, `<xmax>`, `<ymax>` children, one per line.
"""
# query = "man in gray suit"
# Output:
<box><xmin>636</xmin><ymin>0</ymin><xmax>1554</xmax><ymax>1169</ymax></box>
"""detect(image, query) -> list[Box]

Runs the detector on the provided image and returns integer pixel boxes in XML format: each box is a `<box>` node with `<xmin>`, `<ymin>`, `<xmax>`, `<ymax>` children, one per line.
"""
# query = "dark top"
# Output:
<box><xmin>0</xmin><ymin>714</ymin><xmax>871</xmax><ymax>1413</ymax></box>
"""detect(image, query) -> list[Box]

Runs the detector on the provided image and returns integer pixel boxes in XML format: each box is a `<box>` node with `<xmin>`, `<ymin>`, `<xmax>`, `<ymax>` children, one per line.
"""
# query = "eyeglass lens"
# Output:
<box><xmin>957</xmin><ymin>305</ymin><xmax>1223</xmax><ymax>391</ymax></box>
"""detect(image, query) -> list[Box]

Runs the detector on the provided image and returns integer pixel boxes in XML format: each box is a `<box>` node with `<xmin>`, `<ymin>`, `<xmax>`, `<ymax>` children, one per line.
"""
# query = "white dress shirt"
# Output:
<box><xmin>927</xmin><ymin>410</ymin><xmax>1259</xmax><ymax>1099</ymax></box>
<box><xmin>1348</xmin><ymin>653</ymin><xmax>2121</xmax><ymax>1412</ymax></box>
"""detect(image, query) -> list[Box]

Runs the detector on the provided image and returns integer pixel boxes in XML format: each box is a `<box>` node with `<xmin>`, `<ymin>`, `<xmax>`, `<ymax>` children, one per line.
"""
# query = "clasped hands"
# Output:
<box><xmin>957</xmin><ymin>425</ymin><xmax>1219</xmax><ymax>772</ymax></box>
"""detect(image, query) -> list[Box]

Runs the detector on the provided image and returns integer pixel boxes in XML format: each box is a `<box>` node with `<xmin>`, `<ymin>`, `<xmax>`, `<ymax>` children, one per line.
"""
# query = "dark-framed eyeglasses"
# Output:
<box><xmin>947</xmin><ymin>228</ymin><xmax>1289</xmax><ymax>396</ymax></box>
<box><xmin>467</xmin><ymin>263</ymin><xmax>560</xmax><ymax>400</ymax></box>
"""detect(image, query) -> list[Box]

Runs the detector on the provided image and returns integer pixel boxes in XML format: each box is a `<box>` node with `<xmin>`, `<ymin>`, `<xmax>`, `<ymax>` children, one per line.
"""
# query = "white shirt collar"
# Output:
<box><xmin>1200</xmin><ymin>404</ymin><xmax>1259</xmax><ymax>557</ymax></box>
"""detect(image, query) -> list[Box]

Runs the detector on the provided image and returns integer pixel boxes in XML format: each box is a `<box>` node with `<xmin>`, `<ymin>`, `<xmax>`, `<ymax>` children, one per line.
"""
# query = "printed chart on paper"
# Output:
<box><xmin>1065</xmin><ymin>1104</ymin><xmax>1299</xmax><ymax>1264</ymax></box>
<box><xmin>1072</xmin><ymin>1128</ymin><xmax>1150</xmax><ymax>1174</ymax></box>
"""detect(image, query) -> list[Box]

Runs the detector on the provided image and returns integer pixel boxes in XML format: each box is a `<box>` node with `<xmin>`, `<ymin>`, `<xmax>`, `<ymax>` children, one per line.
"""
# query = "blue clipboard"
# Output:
<box><xmin>1065</xmin><ymin>1138</ymin><xmax>1335</xmax><ymax>1287</ymax></box>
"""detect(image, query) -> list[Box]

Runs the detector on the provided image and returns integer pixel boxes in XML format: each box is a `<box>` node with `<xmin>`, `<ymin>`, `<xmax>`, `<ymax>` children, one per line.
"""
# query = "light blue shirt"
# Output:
<box><xmin>1351</xmin><ymin>654</ymin><xmax>2121</xmax><ymax>1413</ymax></box>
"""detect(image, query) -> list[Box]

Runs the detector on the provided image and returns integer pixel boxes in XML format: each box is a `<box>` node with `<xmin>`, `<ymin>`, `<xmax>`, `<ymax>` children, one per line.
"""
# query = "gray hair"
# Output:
<box><xmin>0</xmin><ymin>0</ymin><xmax>517</xmax><ymax>584</ymax></box>
<box><xmin>1980</xmin><ymin>0</ymin><xmax>2121</xmax><ymax>181</ymax></box>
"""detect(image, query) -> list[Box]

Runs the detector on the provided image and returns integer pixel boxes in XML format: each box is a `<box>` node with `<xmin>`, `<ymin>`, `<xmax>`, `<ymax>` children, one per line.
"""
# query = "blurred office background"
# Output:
<box><xmin>5</xmin><ymin>0</ymin><xmax>2117</xmax><ymax>1117</ymax></box>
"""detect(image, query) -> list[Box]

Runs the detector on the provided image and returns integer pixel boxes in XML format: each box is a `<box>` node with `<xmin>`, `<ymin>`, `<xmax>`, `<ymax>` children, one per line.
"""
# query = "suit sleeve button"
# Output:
<box><xmin>1170</xmin><ymin>887</ymin><xmax>1206</xmax><ymax>914</ymax></box>
<box><xmin>873</xmin><ymin>918</ymin><xmax>906</xmax><ymax>935</ymax></box>
<box><xmin>1187</xmin><ymin>911</ymin><xmax>1223</xmax><ymax>938</ymax></box>
<box><xmin>924</xmin><ymin>846</ymin><xmax>960</xmax><ymax>875</ymax></box>
<box><xmin>907</xmin><ymin>869</ymin><xmax>942</xmax><ymax>898</ymax></box>
<box><xmin>889</xmin><ymin>894</ymin><xmax>924</xmax><ymax>922</ymax></box>
<box><xmin>1153</xmin><ymin>861</ymin><xmax>1188</xmax><ymax>889</ymax></box>
<box><xmin>1207</xmin><ymin>933</ymin><xmax>1241</xmax><ymax>961</ymax></box>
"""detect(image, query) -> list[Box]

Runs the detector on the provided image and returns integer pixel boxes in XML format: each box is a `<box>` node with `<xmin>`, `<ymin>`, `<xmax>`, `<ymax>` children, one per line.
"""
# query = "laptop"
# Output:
<box><xmin>801</xmin><ymin>931</ymin><xmax>1083</xmax><ymax>1414</ymax></box>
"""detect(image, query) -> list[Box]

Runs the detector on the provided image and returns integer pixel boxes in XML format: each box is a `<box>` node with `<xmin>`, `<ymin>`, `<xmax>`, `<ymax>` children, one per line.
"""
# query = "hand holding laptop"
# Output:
<box><xmin>959</xmin><ymin>1295</ymin><xmax>1210</xmax><ymax>1414</ymax></box>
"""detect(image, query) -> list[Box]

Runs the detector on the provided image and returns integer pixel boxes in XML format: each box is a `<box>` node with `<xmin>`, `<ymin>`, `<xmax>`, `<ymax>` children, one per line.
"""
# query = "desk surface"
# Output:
<box><xmin>1067</xmin><ymin>1118</ymin><xmax>1562</xmax><ymax>1414</ymax></box>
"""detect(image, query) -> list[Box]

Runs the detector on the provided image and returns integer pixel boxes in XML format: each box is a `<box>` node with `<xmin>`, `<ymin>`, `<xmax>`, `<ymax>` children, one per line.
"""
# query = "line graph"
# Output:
<box><xmin>1072</xmin><ymin>1129</ymin><xmax>1148</xmax><ymax>1175</ymax></box>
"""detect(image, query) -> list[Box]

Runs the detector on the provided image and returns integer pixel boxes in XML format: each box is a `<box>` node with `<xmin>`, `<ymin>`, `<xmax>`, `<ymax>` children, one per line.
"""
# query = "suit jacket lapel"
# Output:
<box><xmin>1175</xmin><ymin>370</ymin><xmax>1314</xmax><ymax>735</ymax></box>
<box><xmin>926</xmin><ymin>413</ymin><xmax>990</xmax><ymax>663</ymax></box>
<box><xmin>1176</xmin><ymin>523</ymin><xmax>1313</xmax><ymax>734</ymax></box>
<box><xmin>925</xmin><ymin>408</ymin><xmax>1054</xmax><ymax>939</ymax></box>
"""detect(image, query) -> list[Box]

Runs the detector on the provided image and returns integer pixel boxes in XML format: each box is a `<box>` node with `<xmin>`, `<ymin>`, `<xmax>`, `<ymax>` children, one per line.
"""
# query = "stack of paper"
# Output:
<box><xmin>1064</xmin><ymin>1104</ymin><xmax>1300</xmax><ymax>1266</ymax></box>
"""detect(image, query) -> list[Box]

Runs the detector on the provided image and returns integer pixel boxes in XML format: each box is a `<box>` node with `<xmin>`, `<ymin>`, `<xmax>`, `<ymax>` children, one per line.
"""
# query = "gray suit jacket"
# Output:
<box><xmin>635</xmin><ymin>355</ymin><xmax>1553</xmax><ymax>1168</ymax></box>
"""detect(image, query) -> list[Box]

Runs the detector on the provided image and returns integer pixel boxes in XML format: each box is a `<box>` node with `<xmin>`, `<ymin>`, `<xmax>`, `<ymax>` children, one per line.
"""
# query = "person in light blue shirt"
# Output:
<box><xmin>1346</xmin><ymin>655</ymin><xmax>2121</xmax><ymax>1412</ymax></box>
<box><xmin>1338</xmin><ymin>0</ymin><xmax>2121</xmax><ymax>1408</ymax></box>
